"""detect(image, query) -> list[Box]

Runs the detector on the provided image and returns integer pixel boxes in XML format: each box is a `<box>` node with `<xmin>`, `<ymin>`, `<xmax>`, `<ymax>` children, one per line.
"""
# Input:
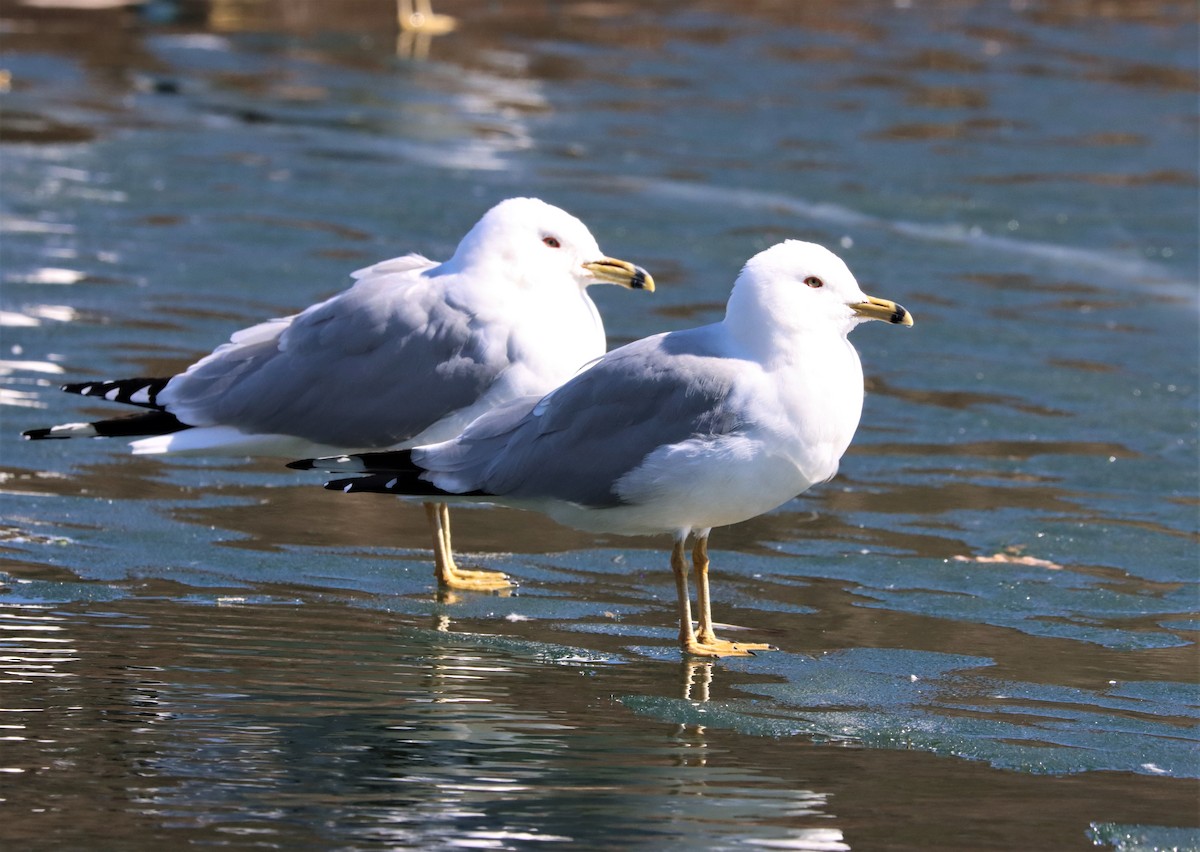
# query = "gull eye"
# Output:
<box><xmin>542</xmin><ymin>236</ymin><xmax>561</xmax><ymax>248</ymax></box>
<box><xmin>805</xmin><ymin>276</ymin><xmax>824</xmax><ymax>288</ymax></box>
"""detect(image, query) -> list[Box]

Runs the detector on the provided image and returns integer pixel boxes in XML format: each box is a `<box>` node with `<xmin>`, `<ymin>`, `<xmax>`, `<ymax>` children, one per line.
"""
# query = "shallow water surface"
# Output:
<box><xmin>2</xmin><ymin>1</ymin><xmax>1197</xmax><ymax>849</ymax></box>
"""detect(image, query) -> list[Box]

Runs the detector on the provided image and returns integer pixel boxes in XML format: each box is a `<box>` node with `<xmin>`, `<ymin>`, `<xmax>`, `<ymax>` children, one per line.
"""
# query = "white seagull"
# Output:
<box><xmin>291</xmin><ymin>240</ymin><xmax>912</xmax><ymax>656</ymax></box>
<box><xmin>23</xmin><ymin>197</ymin><xmax>653</xmax><ymax>591</ymax></box>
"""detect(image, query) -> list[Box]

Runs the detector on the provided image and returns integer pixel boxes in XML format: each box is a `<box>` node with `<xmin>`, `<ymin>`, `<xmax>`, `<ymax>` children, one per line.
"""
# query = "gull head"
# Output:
<box><xmin>725</xmin><ymin>240</ymin><xmax>912</xmax><ymax>344</ymax></box>
<box><xmin>448</xmin><ymin>197</ymin><xmax>653</xmax><ymax>293</ymax></box>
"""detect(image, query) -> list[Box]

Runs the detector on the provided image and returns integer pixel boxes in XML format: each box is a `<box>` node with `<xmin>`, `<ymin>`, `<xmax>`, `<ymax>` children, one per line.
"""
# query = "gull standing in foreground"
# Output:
<box><xmin>23</xmin><ymin>197</ymin><xmax>654</xmax><ymax>591</ymax></box>
<box><xmin>291</xmin><ymin>240</ymin><xmax>912</xmax><ymax>656</ymax></box>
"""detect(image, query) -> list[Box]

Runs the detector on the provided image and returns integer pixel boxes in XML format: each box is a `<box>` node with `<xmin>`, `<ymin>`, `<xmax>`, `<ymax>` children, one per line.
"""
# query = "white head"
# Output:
<box><xmin>724</xmin><ymin>240</ymin><xmax>911</xmax><ymax>353</ymax></box>
<box><xmin>444</xmin><ymin>197</ymin><xmax>653</xmax><ymax>293</ymax></box>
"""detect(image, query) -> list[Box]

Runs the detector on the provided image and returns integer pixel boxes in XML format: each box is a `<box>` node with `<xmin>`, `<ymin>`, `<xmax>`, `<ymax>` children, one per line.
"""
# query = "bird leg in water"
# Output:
<box><xmin>671</xmin><ymin>537</ymin><xmax>698</xmax><ymax>650</ymax></box>
<box><xmin>689</xmin><ymin>534</ymin><xmax>774</xmax><ymax>656</ymax></box>
<box><xmin>424</xmin><ymin>502</ymin><xmax>511</xmax><ymax>591</ymax></box>
<box><xmin>671</xmin><ymin>536</ymin><xmax>759</xmax><ymax>657</ymax></box>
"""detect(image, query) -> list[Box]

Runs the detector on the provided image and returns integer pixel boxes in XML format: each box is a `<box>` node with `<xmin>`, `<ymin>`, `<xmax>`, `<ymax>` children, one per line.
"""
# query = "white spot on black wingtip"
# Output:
<box><xmin>51</xmin><ymin>422</ymin><xmax>99</xmax><ymax>438</ymax></box>
<box><xmin>343</xmin><ymin>483</ymin><xmax>353</xmax><ymax>493</ymax></box>
<box><xmin>386</xmin><ymin>478</ymin><xmax>398</xmax><ymax>489</ymax></box>
<box><xmin>104</xmin><ymin>388</ymin><xmax>120</xmax><ymax>401</ymax></box>
<box><xmin>80</xmin><ymin>385</ymin><xmax>93</xmax><ymax>395</ymax></box>
<box><xmin>130</xmin><ymin>386</ymin><xmax>152</xmax><ymax>405</ymax></box>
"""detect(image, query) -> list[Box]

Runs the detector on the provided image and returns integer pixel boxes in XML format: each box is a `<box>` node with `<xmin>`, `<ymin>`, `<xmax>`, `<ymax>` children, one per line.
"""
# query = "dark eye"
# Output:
<box><xmin>542</xmin><ymin>236</ymin><xmax>561</xmax><ymax>248</ymax></box>
<box><xmin>805</xmin><ymin>276</ymin><xmax>824</xmax><ymax>288</ymax></box>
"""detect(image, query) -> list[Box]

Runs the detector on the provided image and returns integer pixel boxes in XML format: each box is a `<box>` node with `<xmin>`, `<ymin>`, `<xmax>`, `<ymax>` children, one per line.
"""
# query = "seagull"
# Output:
<box><xmin>23</xmin><ymin>197</ymin><xmax>654</xmax><ymax>591</ymax></box>
<box><xmin>290</xmin><ymin>240</ymin><xmax>912</xmax><ymax>657</ymax></box>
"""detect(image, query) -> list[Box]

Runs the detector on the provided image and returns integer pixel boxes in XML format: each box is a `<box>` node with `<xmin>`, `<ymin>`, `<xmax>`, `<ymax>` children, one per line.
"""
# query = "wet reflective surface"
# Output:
<box><xmin>2</xmin><ymin>1</ymin><xmax>1197</xmax><ymax>849</ymax></box>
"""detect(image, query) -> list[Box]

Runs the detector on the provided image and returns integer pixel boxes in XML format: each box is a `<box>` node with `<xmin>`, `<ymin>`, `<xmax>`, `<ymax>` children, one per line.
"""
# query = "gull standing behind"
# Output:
<box><xmin>291</xmin><ymin>240</ymin><xmax>912</xmax><ymax>656</ymax></box>
<box><xmin>23</xmin><ymin>197</ymin><xmax>654</xmax><ymax>591</ymax></box>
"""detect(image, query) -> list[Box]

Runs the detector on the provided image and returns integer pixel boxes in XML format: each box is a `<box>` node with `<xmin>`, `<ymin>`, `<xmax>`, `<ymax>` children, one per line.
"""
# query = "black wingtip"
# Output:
<box><xmin>286</xmin><ymin>458</ymin><xmax>317</xmax><ymax>470</ymax></box>
<box><xmin>22</xmin><ymin>428</ymin><xmax>58</xmax><ymax>440</ymax></box>
<box><xmin>59</xmin><ymin>377</ymin><xmax>172</xmax><ymax>409</ymax></box>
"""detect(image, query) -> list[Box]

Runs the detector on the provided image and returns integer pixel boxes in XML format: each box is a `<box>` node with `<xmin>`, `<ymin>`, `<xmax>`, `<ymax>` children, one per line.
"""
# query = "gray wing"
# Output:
<box><xmin>418</xmin><ymin>327</ymin><xmax>747</xmax><ymax>507</ymax></box>
<box><xmin>158</xmin><ymin>260</ymin><xmax>508</xmax><ymax>448</ymax></box>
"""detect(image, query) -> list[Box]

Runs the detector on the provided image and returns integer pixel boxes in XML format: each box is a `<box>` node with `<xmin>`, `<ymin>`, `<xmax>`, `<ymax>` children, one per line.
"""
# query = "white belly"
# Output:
<box><xmin>541</xmin><ymin>434</ymin><xmax>839</xmax><ymax>537</ymax></box>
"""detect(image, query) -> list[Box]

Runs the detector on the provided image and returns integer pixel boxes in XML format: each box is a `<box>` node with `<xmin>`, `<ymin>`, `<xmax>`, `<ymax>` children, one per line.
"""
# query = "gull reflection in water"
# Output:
<box><xmin>673</xmin><ymin>660</ymin><xmax>713</xmax><ymax>766</ymax></box>
<box><xmin>397</xmin><ymin>0</ymin><xmax>457</xmax><ymax>60</ymax></box>
<box><xmin>668</xmin><ymin>659</ymin><xmax>851</xmax><ymax>851</ymax></box>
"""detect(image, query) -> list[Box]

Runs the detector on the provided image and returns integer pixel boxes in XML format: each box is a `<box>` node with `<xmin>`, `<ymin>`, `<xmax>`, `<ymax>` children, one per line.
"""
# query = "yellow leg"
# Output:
<box><xmin>687</xmin><ymin>535</ymin><xmax>773</xmax><ymax>657</ymax></box>
<box><xmin>424</xmin><ymin>502</ymin><xmax>510</xmax><ymax>592</ymax></box>
<box><xmin>693</xmin><ymin>536</ymin><xmax>718</xmax><ymax>644</ymax></box>
<box><xmin>671</xmin><ymin>537</ymin><xmax>698</xmax><ymax>650</ymax></box>
<box><xmin>673</xmin><ymin>534</ymin><xmax>736</xmax><ymax>657</ymax></box>
<box><xmin>436</xmin><ymin>503</ymin><xmax>510</xmax><ymax>583</ymax></box>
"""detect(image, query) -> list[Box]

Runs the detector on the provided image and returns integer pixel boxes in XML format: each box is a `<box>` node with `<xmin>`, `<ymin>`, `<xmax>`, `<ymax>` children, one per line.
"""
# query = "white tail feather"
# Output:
<box><xmin>129</xmin><ymin>427</ymin><xmax>347</xmax><ymax>458</ymax></box>
<box><xmin>49</xmin><ymin>421</ymin><xmax>99</xmax><ymax>438</ymax></box>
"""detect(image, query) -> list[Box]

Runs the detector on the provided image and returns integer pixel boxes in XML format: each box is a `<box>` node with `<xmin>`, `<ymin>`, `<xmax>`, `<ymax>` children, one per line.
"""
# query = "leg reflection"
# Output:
<box><xmin>673</xmin><ymin>659</ymin><xmax>714</xmax><ymax>766</ymax></box>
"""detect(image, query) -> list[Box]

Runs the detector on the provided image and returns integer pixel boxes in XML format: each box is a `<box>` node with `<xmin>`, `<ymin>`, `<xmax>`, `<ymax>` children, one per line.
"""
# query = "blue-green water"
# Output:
<box><xmin>2</xmin><ymin>1</ymin><xmax>1197</xmax><ymax>849</ymax></box>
